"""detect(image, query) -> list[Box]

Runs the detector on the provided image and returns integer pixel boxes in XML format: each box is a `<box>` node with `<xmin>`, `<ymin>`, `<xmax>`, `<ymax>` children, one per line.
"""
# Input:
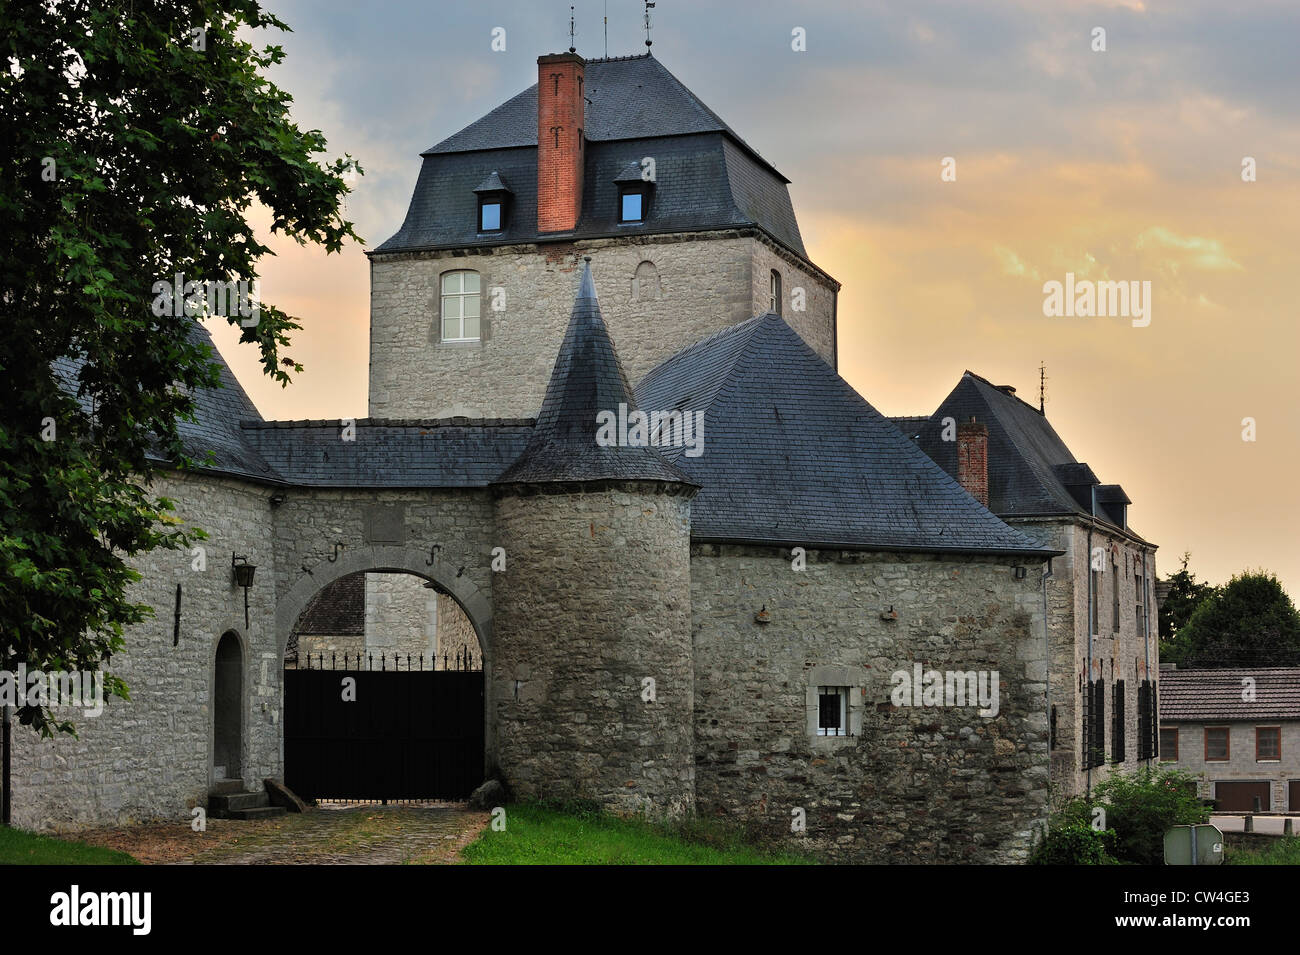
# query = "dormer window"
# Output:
<box><xmin>472</xmin><ymin>171</ymin><xmax>512</xmax><ymax>234</ymax></box>
<box><xmin>619</xmin><ymin>187</ymin><xmax>645</xmax><ymax>223</ymax></box>
<box><xmin>614</xmin><ymin>159</ymin><xmax>652</xmax><ymax>224</ymax></box>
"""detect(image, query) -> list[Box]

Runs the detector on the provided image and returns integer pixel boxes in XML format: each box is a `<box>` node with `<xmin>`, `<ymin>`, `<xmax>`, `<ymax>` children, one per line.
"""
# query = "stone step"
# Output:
<box><xmin>209</xmin><ymin>791</ymin><xmax>269</xmax><ymax>812</ymax></box>
<box><xmin>220</xmin><ymin>805</ymin><xmax>287</xmax><ymax>821</ymax></box>
<box><xmin>210</xmin><ymin>778</ymin><xmax>245</xmax><ymax>795</ymax></box>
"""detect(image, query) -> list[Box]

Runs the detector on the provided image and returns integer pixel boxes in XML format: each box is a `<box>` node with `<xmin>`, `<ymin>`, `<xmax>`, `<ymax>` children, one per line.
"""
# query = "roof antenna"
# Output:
<box><xmin>568</xmin><ymin>5</ymin><xmax>576</xmax><ymax>53</ymax></box>
<box><xmin>1039</xmin><ymin>361</ymin><xmax>1048</xmax><ymax>415</ymax></box>
<box><xmin>644</xmin><ymin>0</ymin><xmax>655</xmax><ymax>49</ymax></box>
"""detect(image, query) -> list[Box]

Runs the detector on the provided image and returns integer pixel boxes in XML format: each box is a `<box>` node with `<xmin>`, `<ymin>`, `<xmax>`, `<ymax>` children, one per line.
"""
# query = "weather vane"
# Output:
<box><xmin>569</xmin><ymin>5</ymin><xmax>576</xmax><ymax>54</ymax></box>
<box><xmin>644</xmin><ymin>1</ymin><xmax>656</xmax><ymax>49</ymax></box>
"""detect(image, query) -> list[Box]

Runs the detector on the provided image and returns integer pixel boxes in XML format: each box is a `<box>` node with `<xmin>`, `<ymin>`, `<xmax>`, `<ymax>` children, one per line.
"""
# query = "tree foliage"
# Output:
<box><xmin>0</xmin><ymin>0</ymin><xmax>361</xmax><ymax>735</ymax></box>
<box><xmin>1176</xmin><ymin>571</ymin><xmax>1300</xmax><ymax>669</ymax></box>
<box><xmin>1158</xmin><ymin>552</ymin><xmax>1216</xmax><ymax>665</ymax></box>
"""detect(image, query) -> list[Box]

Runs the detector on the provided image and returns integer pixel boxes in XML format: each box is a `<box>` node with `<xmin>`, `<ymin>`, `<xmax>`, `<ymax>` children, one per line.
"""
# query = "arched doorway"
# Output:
<box><xmin>277</xmin><ymin>559</ymin><xmax>489</xmax><ymax>802</ymax></box>
<box><xmin>213</xmin><ymin>631</ymin><xmax>243</xmax><ymax>781</ymax></box>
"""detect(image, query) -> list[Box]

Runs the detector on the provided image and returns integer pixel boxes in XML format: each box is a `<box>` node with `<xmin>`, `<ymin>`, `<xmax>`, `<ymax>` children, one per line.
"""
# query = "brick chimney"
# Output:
<box><xmin>956</xmin><ymin>416</ymin><xmax>989</xmax><ymax>507</ymax></box>
<box><xmin>536</xmin><ymin>52</ymin><xmax>585</xmax><ymax>233</ymax></box>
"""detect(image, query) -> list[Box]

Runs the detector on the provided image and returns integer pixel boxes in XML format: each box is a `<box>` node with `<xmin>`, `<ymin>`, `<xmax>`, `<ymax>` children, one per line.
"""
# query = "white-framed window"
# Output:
<box><xmin>441</xmin><ymin>270</ymin><xmax>481</xmax><ymax>342</ymax></box>
<box><xmin>817</xmin><ymin>685</ymin><xmax>850</xmax><ymax>736</ymax></box>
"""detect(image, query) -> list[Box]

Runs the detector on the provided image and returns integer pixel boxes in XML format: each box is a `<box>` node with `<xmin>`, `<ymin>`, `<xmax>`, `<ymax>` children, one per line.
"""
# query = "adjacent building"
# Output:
<box><xmin>897</xmin><ymin>370</ymin><xmax>1161</xmax><ymax>800</ymax></box>
<box><xmin>1158</xmin><ymin>665</ymin><xmax>1300</xmax><ymax>812</ymax></box>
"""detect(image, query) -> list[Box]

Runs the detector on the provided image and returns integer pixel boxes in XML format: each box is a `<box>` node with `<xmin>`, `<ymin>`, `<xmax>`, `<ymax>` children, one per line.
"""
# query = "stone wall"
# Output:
<box><xmin>368</xmin><ymin>231</ymin><xmax>837</xmax><ymax>419</ymax></box>
<box><xmin>689</xmin><ymin>544</ymin><xmax>1050</xmax><ymax>863</ymax></box>
<box><xmin>9</xmin><ymin>472</ymin><xmax>281</xmax><ymax>830</ymax></box>
<box><xmin>436</xmin><ymin>595</ymin><xmax>479</xmax><ymax>668</ymax></box>
<box><xmin>491</xmin><ymin>484</ymin><xmax>696</xmax><ymax>815</ymax></box>
<box><xmin>1008</xmin><ymin>518</ymin><xmax>1160</xmax><ymax>802</ymax></box>
<box><xmin>364</xmin><ymin>572</ymin><xmax>436</xmax><ymax>659</ymax></box>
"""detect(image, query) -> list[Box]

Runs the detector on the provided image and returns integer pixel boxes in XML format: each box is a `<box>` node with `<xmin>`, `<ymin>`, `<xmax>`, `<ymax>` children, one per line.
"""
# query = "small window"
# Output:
<box><xmin>440</xmin><ymin>270</ymin><xmax>481</xmax><ymax>342</ymax></box>
<box><xmin>1159</xmin><ymin>726</ymin><xmax>1178</xmax><ymax>761</ymax></box>
<box><xmin>479</xmin><ymin>200</ymin><xmax>502</xmax><ymax>232</ymax></box>
<box><xmin>1257</xmin><ymin>726</ymin><xmax>1281</xmax><ymax>761</ymax></box>
<box><xmin>1090</xmin><ymin>570</ymin><xmax>1099</xmax><ymax>636</ymax></box>
<box><xmin>769</xmin><ymin>269</ymin><xmax>782</xmax><ymax>315</ymax></box>
<box><xmin>1205</xmin><ymin>726</ymin><xmax>1230</xmax><ymax>762</ymax></box>
<box><xmin>619</xmin><ymin>188</ymin><xmax>645</xmax><ymax>223</ymax></box>
<box><xmin>817</xmin><ymin>686</ymin><xmax>849</xmax><ymax>737</ymax></box>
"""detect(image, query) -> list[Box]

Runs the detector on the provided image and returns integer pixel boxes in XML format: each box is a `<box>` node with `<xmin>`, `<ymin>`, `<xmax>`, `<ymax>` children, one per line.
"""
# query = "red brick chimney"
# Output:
<box><xmin>536</xmin><ymin>52</ymin><xmax>585</xmax><ymax>233</ymax></box>
<box><xmin>956</xmin><ymin>416</ymin><xmax>989</xmax><ymax>507</ymax></box>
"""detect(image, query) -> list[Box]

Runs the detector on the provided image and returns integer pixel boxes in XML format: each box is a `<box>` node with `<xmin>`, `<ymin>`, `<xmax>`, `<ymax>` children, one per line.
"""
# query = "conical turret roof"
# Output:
<box><xmin>493</xmin><ymin>260</ymin><xmax>693</xmax><ymax>487</ymax></box>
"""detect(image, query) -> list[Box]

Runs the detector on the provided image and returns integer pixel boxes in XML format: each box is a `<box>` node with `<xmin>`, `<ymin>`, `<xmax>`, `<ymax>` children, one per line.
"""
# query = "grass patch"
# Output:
<box><xmin>0</xmin><ymin>825</ymin><xmax>138</xmax><ymax>865</ymax></box>
<box><xmin>1225</xmin><ymin>835</ymin><xmax>1300</xmax><ymax>866</ymax></box>
<box><xmin>461</xmin><ymin>801</ymin><xmax>815</xmax><ymax>865</ymax></box>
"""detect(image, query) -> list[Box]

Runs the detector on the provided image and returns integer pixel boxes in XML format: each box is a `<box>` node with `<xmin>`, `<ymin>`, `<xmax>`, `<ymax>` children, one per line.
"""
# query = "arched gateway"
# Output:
<box><xmin>274</xmin><ymin>544</ymin><xmax>497</xmax><ymax>802</ymax></box>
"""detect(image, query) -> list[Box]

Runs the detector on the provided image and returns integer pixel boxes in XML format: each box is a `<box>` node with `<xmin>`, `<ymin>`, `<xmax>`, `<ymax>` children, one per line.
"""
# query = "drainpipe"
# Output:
<box><xmin>1086</xmin><ymin>486</ymin><xmax>1097</xmax><ymax>795</ymax></box>
<box><xmin>1042</xmin><ymin>557</ymin><xmax>1055</xmax><ymax>799</ymax></box>
<box><xmin>1142</xmin><ymin>549</ymin><xmax>1151</xmax><ymax>764</ymax></box>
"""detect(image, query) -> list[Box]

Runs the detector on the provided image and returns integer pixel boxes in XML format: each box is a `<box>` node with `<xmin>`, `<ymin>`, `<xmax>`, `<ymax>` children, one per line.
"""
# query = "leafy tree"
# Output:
<box><xmin>1158</xmin><ymin>552</ymin><xmax>1216</xmax><ymax>665</ymax></box>
<box><xmin>1177</xmin><ymin>571</ymin><xmax>1300</xmax><ymax>669</ymax></box>
<box><xmin>0</xmin><ymin>0</ymin><xmax>361</xmax><ymax>736</ymax></box>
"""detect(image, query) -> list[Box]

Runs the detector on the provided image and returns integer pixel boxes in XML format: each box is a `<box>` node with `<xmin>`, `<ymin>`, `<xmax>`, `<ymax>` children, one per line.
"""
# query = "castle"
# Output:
<box><xmin>11</xmin><ymin>49</ymin><xmax>1159</xmax><ymax>862</ymax></box>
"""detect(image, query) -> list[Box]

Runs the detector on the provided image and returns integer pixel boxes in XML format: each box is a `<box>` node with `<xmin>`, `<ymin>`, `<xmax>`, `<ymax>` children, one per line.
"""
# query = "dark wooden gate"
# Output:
<box><xmin>284</xmin><ymin>656</ymin><xmax>484</xmax><ymax>801</ymax></box>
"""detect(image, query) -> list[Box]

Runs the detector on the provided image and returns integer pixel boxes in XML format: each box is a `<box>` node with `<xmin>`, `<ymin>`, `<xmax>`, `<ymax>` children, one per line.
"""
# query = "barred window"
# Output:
<box><xmin>817</xmin><ymin>686</ymin><xmax>849</xmax><ymax>736</ymax></box>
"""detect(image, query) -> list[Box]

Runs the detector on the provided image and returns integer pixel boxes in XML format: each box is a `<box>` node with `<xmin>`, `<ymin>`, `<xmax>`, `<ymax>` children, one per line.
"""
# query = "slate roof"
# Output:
<box><xmin>293</xmin><ymin>572</ymin><xmax>365</xmax><ymax>635</ymax></box>
<box><xmin>1158</xmin><ymin>667</ymin><xmax>1300</xmax><ymax>722</ymax></box>
<box><xmin>634</xmin><ymin>315</ymin><xmax>1057</xmax><ymax>557</ymax></box>
<box><xmin>374</xmin><ymin>55</ymin><xmax>811</xmax><ymax>261</ymax></box>
<box><xmin>913</xmin><ymin>371</ymin><xmax>1146</xmax><ymax>538</ymax></box>
<box><xmin>493</xmin><ymin>261</ymin><xmax>693</xmax><ymax>487</ymax></box>
<box><xmin>241</xmin><ymin>418</ymin><xmax>534</xmax><ymax>488</ymax></box>
<box><xmin>426</xmin><ymin>53</ymin><xmax>771</xmax><ymax>166</ymax></box>
<box><xmin>52</xmin><ymin>321</ymin><xmax>279</xmax><ymax>483</ymax></box>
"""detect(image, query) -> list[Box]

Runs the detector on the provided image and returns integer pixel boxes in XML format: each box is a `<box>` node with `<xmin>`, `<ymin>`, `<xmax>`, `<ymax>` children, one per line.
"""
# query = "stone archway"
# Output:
<box><xmin>274</xmin><ymin>544</ymin><xmax>497</xmax><ymax>789</ymax></box>
<box><xmin>275</xmin><ymin>544</ymin><xmax>493</xmax><ymax>660</ymax></box>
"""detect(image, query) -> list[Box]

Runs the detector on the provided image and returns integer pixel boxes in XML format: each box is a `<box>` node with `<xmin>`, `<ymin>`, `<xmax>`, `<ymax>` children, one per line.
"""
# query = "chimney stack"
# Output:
<box><xmin>536</xmin><ymin>52</ymin><xmax>585</xmax><ymax>233</ymax></box>
<box><xmin>957</xmin><ymin>416</ymin><xmax>989</xmax><ymax>507</ymax></box>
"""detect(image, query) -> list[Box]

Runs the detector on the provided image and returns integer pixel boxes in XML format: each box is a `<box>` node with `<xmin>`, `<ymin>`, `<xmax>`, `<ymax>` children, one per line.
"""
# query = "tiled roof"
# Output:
<box><xmin>53</xmin><ymin>321</ymin><xmax>279</xmax><ymax>483</ymax></box>
<box><xmin>493</xmin><ymin>261</ymin><xmax>693</xmax><ymax>487</ymax></box>
<box><xmin>241</xmin><ymin>418</ymin><xmax>534</xmax><ymax>488</ymax></box>
<box><xmin>374</xmin><ymin>54</ymin><xmax>812</xmax><ymax>261</ymax></box>
<box><xmin>426</xmin><ymin>54</ymin><xmax>772</xmax><ymax>168</ymax></box>
<box><xmin>634</xmin><ymin>315</ymin><xmax>1058</xmax><ymax>557</ymax></box>
<box><xmin>293</xmin><ymin>572</ymin><xmax>365</xmax><ymax>635</ymax></box>
<box><xmin>1159</xmin><ymin>667</ymin><xmax>1300</xmax><ymax>722</ymax></box>
<box><xmin>913</xmin><ymin>371</ymin><xmax>1147</xmax><ymax>540</ymax></box>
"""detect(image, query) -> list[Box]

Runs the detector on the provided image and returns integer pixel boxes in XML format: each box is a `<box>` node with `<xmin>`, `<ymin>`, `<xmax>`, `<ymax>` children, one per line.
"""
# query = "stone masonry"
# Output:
<box><xmin>368</xmin><ymin>232</ymin><xmax>837</xmax><ymax>419</ymax></box>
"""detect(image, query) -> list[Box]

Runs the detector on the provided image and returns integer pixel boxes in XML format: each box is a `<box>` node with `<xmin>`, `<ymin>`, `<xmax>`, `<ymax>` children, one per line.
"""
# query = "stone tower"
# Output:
<box><xmin>489</xmin><ymin>260</ymin><xmax>698</xmax><ymax>815</ymax></box>
<box><xmin>367</xmin><ymin>50</ymin><xmax>841</xmax><ymax>420</ymax></box>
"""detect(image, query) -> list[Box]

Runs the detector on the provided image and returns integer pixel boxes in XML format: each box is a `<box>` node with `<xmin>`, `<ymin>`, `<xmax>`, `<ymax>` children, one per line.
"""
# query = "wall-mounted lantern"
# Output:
<box><xmin>231</xmin><ymin>553</ymin><xmax>256</xmax><ymax>628</ymax></box>
<box><xmin>754</xmin><ymin>605</ymin><xmax>771</xmax><ymax>625</ymax></box>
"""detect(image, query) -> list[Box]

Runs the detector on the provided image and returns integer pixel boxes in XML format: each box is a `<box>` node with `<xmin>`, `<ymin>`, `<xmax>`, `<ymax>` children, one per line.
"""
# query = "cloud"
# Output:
<box><xmin>1135</xmin><ymin>227</ymin><xmax>1244</xmax><ymax>270</ymax></box>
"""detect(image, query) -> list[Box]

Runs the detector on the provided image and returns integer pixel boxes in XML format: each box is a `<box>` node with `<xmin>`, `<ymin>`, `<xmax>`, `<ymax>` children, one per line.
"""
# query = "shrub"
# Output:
<box><xmin>1091</xmin><ymin>766</ymin><xmax>1209</xmax><ymax>865</ymax></box>
<box><xmin>1030</xmin><ymin>818</ymin><xmax>1118</xmax><ymax>865</ymax></box>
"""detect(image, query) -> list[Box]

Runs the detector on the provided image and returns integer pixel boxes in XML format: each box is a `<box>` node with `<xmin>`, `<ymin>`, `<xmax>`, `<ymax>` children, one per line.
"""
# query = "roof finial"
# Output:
<box><xmin>644</xmin><ymin>0</ymin><xmax>655</xmax><ymax>49</ymax></box>
<box><xmin>1039</xmin><ymin>361</ymin><xmax>1047</xmax><ymax>415</ymax></box>
<box><xmin>604</xmin><ymin>0</ymin><xmax>609</xmax><ymax>59</ymax></box>
<box><xmin>569</xmin><ymin>5</ymin><xmax>576</xmax><ymax>53</ymax></box>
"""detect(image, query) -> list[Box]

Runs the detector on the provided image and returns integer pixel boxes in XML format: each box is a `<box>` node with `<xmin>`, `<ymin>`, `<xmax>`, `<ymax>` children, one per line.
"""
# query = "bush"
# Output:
<box><xmin>1033</xmin><ymin>766</ymin><xmax>1208</xmax><ymax>865</ymax></box>
<box><xmin>1092</xmin><ymin>766</ymin><xmax>1209</xmax><ymax>865</ymax></box>
<box><xmin>1030</xmin><ymin>820</ymin><xmax>1118</xmax><ymax>865</ymax></box>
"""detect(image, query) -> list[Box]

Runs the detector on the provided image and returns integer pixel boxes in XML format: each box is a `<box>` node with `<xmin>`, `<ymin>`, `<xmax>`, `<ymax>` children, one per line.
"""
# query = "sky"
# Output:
<box><xmin>204</xmin><ymin>0</ymin><xmax>1300</xmax><ymax>594</ymax></box>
